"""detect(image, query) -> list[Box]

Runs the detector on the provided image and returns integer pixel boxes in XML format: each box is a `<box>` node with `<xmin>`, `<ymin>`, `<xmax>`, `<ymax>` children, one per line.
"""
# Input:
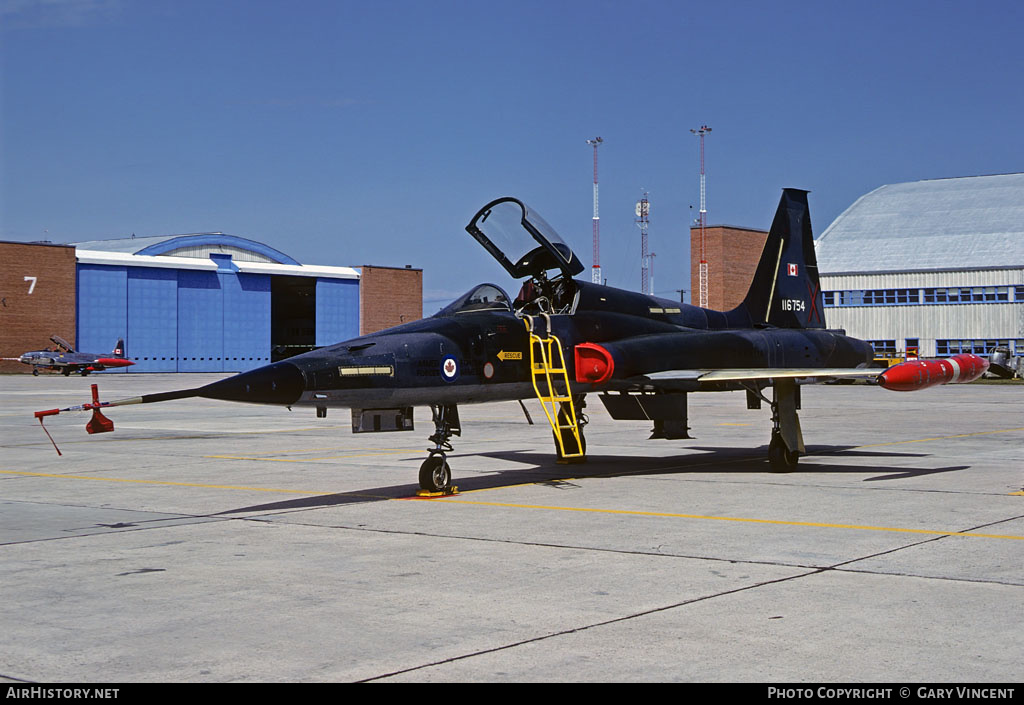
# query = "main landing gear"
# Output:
<box><xmin>768</xmin><ymin>430</ymin><xmax>799</xmax><ymax>472</ymax></box>
<box><xmin>768</xmin><ymin>379</ymin><xmax>804</xmax><ymax>472</ymax></box>
<box><xmin>748</xmin><ymin>380</ymin><xmax>804</xmax><ymax>473</ymax></box>
<box><xmin>418</xmin><ymin>404</ymin><xmax>461</xmax><ymax>494</ymax></box>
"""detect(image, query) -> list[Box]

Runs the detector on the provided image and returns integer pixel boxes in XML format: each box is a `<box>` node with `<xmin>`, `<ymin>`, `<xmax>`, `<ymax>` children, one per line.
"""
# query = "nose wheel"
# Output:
<box><xmin>419</xmin><ymin>453</ymin><xmax>452</xmax><ymax>493</ymax></box>
<box><xmin>418</xmin><ymin>404</ymin><xmax>460</xmax><ymax>494</ymax></box>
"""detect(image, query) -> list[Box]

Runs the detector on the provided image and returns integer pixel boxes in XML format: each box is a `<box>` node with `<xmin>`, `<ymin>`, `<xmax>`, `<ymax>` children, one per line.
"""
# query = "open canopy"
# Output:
<box><xmin>465</xmin><ymin>197</ymin><xmax>585</xmax><ymax>280</ymax></box>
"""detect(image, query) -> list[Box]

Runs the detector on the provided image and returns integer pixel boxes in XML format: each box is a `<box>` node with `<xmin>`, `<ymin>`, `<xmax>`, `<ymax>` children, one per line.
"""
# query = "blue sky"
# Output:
<box><xmin>2</xmin><ymin>0</ymin><xmax>1023</xmax><ymax>311</ymax></box>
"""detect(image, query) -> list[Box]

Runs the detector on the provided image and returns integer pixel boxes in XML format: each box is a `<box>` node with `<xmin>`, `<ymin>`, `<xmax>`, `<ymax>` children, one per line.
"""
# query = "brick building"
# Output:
<box><xmin>689</xmin><ymin>225</ymin><xmax>768</xmax><ymax>310</ymax></box>
<box><xmin>0</xmin><ymin>242</ymin><xmax>78</xmax><ymax>374</ymax></box>
<box><xmin>358</xmin><ymin>265</ymin><xmax>423</xmax><ymax>335</ymax></box>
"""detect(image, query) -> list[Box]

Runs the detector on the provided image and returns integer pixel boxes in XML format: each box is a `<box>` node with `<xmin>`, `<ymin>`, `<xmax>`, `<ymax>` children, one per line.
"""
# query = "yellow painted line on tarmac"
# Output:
<box><xmin>105</xmin><ymin>424</ymin><xmax>351</xmax><ymax>436</ymax></box>
<box><xmin>5</xmin><ymin>469</ymin><xmax>1021</xmax><ymax>538</ymax></box>
<box><xmin>25</xmin><ymin>425</ymin><xmax>354</xmax><ymax>446</ymax></box>
<box><xmin>853</xmin><ymin>426</ymin><xmax>1024</xmax><ymax>449</ymax></box>
<box><xmin>0</xmin><ymin>469</ymin><xmax>322</xmax><ymax>495</ymax></box>
<box><xmin>410</xmin><ymin>496</ymin><xmax>1024</xmax><ymax>541</ymax></box>
<box><xmin>719</xmin><ymin>422</ymin><xmax>751</xmax><ymax>426</ymax></box>
<box><xmin>206</xmin><ymin>446</ymin><xmax>418</xmax><ymax>456</ymax></box>
<box><xmin>205</xmin><ymin>449</ymin><xmax>423</xmax><ymax>462</ymax></box>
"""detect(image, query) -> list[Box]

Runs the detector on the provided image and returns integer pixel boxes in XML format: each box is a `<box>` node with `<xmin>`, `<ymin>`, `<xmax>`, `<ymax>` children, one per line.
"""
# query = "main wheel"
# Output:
<box><xmin>419</xmin><ymin>455</ymin><xmax>452</xmax><ymax>492</ymax></box>
<box><xmin>768</xmin><ymin>432</ymin><xmax>798</xmax><ymax>472</ymax></box>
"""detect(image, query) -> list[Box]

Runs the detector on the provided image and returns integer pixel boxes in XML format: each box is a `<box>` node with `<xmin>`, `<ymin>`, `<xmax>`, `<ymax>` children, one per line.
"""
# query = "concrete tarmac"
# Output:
<box><xmin>1</xmin><ymin>373</ymin><xmax>1021</xmax><ymax>683</ymax></box>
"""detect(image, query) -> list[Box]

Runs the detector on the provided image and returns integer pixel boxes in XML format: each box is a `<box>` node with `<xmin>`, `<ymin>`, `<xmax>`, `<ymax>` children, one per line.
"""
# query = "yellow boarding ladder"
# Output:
<box><xmin>523</xmin><ymin>314</ymin><xmax>584</xmax><ymax>459</ymax></box>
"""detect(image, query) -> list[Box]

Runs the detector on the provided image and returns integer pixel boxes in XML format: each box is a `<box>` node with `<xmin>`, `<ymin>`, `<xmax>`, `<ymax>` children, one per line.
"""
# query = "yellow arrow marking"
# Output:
<box><xmin>497</xmin><ymin>350</ymin><xmax>523</xmax><ymax>361</ymax></box>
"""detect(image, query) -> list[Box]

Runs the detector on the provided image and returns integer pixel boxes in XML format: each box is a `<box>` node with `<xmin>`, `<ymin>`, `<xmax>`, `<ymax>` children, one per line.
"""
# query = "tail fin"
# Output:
<box><xmin>113</xmin><ymin>338</ymin><xmax>126</xmax><ymax>358</ymax></box>
<box><xmin>734</xmin><ymin>188</ymin><xmax>825</xmax><ymax>329</ymax></box>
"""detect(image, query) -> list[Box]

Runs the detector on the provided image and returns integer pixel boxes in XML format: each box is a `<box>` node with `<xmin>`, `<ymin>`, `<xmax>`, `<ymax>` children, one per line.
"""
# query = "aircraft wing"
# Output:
<box><xmin>626</xmin><ymin>368</ymin><xmax>884</xmax><ymax>385</ymax></box>
<box><xmin>640</xmin><ymin>368</ymin><xmax>881</xmax><ymax>383</ymax></box>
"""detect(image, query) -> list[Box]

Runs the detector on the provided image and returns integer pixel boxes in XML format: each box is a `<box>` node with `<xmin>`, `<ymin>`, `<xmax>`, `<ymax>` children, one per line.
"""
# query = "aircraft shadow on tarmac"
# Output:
<box><xmin>216</xmin><ymin>444</ymin><xmax>968</xmax><ymax>516</ymax></box>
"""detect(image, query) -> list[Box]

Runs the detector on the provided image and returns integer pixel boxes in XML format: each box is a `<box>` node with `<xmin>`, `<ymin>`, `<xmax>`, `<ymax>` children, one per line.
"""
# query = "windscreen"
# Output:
<box><xmin>435</xmin><ymin>283</ymin><xmax>512</xmax><ymax>317</ymax></box>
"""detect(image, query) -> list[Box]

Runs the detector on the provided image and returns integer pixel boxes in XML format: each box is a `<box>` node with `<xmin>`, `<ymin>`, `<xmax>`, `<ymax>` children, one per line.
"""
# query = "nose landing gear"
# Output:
<box><xmin>418</xmin><ymin>404</ymin><xmax>461</xmax><ymax>494</ymax></box>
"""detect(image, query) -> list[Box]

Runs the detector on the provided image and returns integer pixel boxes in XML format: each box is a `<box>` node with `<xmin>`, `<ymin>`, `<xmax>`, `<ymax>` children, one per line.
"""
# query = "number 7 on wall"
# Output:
<box><xmin>24</xmin><ymin>276</ymin><xmax>37</xmax><ymax>294</ymax></box>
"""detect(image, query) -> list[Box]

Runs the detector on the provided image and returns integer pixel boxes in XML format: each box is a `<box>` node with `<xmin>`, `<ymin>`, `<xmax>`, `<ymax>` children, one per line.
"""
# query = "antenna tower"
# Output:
<box><xmin>587</xmin><ymin>137</ymin><xmax>603</xmax><ymax>284</ymax></box>
<box><xmin>636</xmin><ymin>193</ymin><xmax>651</xmax><ymax>294</ymax></box>
<box><xmin>690</xmin><ymin>125</ymin><xmax>711</xmax><ymax>308</ymax></box>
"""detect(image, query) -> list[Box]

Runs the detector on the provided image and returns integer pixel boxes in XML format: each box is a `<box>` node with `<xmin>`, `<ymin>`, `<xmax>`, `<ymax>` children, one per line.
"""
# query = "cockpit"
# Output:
<box><xmin>464</xmin><ymin>197</ymin><xmax>583</xmax><ymax>315</ymax></box>
<box><xmin>436</xmin><ymin>283</ymin><xmax>512</xmax><ymax>316</ymax></box>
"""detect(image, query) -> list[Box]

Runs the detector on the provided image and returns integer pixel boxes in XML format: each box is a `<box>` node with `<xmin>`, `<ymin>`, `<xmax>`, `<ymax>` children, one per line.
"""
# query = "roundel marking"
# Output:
<box><xmin>440</xmin><ymin>355</ymin><xmax>459</xmax><ymax>382</ymax></box>
<box><xmin>483</xmin><ymin>361</ymin><xmax>495</xmax><ymax>379</ymax></box>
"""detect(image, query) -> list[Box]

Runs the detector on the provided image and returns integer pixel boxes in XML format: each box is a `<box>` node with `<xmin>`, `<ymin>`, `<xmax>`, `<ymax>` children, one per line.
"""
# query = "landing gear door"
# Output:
<box><xmin>466</xmin><ymin>198</ymin><xmax>585</xmax><ymax>281</ymax></box>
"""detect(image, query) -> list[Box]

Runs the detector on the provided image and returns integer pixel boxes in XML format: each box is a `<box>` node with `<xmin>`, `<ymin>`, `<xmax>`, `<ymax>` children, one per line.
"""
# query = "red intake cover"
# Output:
<box><xmin>575</xmin><ymin>343</ymin><xmax>614</xmax><ymax>385</ymax></box>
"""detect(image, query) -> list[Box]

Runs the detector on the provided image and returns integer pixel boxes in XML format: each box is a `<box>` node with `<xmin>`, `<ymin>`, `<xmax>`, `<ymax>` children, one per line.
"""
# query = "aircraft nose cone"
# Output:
<box><xmin>197</xmin><ymin>361</ymin><xmax>306</xmax><ymax>405</ymax></box>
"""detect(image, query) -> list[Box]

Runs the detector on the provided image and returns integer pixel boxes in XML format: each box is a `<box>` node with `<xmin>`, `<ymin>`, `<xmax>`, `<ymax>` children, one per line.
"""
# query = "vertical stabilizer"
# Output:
<box><xmin>113</xmin><ymin>338</ymin><xmax>126</xmax><ymax>358</ymax></box>
<box><xmin>735</xmin><ymin>189</ymin><xmax>825</xmax><ymax>329</ymax></box>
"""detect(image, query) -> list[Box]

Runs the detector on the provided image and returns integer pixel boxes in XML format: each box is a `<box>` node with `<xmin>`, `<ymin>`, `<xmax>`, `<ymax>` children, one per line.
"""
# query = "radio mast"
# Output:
<box><xmin>587</xmin><ymin>137</ymin><xmax>603</xmax><ymax>284</ymax></box>
<box><xmin>690</xmin><ymin>125</ymin><xmax>711</xmax><ymax>308</ymax></box>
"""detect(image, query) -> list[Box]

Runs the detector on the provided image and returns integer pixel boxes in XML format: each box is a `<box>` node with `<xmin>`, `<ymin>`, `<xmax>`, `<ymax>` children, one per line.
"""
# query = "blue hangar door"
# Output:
<box><xmin>176</xmin><ymin>269</ymin><xmax>270</xmax><ymax>373</ymax></box>
<box><xmin>177</xmin><ymin>270</ymin><xmax>224</xmax><ymax>372</ymax></box>
<box><xmin>128</xmin><ymin>268</ymin><xmax>177</xmax><ymax>372</ymax></box>
<box><xmin>77</xmin><ymin>264</ymin><xmax>129</xmax><ymax>373</ymax></box>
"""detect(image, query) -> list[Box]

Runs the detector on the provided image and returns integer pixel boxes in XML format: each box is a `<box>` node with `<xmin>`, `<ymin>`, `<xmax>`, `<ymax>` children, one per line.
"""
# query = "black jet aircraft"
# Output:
<box><xmin>6</xmin><ymin>336</ymin><xmax>133</xmax><ymax>376</ymax></box>
<box><xmin>36</xmin><ymin>190</ymin><xmax>988</xmax><ymax>492</ymax></box>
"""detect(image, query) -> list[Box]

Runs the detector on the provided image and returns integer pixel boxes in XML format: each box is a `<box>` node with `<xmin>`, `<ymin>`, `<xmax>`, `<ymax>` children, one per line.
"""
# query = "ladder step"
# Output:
<box><xmin>527</xmin><ymin>325</ymin><xmax>584</xmax><ymax>458</ymax></box>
